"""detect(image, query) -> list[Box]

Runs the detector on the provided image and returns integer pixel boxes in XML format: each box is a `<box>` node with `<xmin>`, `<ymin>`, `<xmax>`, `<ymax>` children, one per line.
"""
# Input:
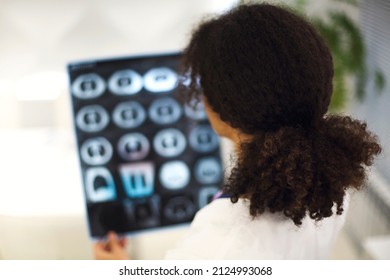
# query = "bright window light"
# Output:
<box><xmin>0</xmin><ymin>79</ymin><xmax>12</xmax><ymax>96</ymax></box>
<box><xmin>210</xmin><ymin>0</ymin><xmax>240</xmax><ymax>13</ymax></box>
<box><xmin>15</xmin><ymin>71</ymin><xmax>68</xmax><ymax>101</ymax></box>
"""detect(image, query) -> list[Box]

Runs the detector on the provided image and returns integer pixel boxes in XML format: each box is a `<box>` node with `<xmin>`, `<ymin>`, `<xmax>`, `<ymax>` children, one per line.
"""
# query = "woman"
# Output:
<box><xmin>94</xmin><ymin>3</ymin><xmax>381</xmax><ymax>259</ymax></box>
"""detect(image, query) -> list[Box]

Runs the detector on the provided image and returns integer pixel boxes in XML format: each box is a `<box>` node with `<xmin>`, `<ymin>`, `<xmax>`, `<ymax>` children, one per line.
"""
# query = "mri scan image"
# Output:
<box><xmin>143</xmin><ymin>67</ymin><xmax>178</xmax><ymax>93</ymax></box>
<box><xmin>119</xmin><ymin>162</ymin><xmax>155</xmax><ymax>198</ymax></box>
<box><xmin>159</xmin><ymin>160</ymin><xmax>191</xmax><ymax>190</ymax></box>
<box><xmin>72</xmin><ymin>73</ymin><xmax>106</xmax><ymax>99</ymax></box>
<box><xmin>68</xmin><ymin>53</ymin><xmax>223</xmax><ymax>237</ymax></box>
<box><xmin>153</xmin><ymin>128</ymin><xmax>187</xmax><ymax>158</ymax></box>
<box><xmin>117</xmin><ymin>133</ymin><xmax>150</xmax><ymax>161</ymax></box>
<box><xmin>148</xmin><ymin>97</ymin><xmax>182</xmax><ymax>125</ymax></box>
<box><xmin>108</xmin><ymin>70</ymin><xmax>143</xmax><ymax>95</ymax></box>
<box><xmin>76</xmin><ymin>105</ymin><xmax>109</xmax><ymax>133</ymax></box>
<box><xmin>85</xmin><ymin>167</ymin><xmax>117</xmax><ymax>203</ymax></box>
<box><xmin>80</xmin><ymin>137</ymin><xmax>113</xmax><ymax>165</ymax></box>
<box><xmin>112</xmin><ymin>101</ymin><xmax>146</xmax><ymax>129</ymax></box>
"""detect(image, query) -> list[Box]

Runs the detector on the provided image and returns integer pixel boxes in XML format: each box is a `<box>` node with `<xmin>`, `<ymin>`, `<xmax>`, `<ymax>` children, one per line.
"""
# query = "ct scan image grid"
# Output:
<box><xmin>68</xmin><ymin>53</ymin><xmax>224</xmax><ymax>238</ymax></box>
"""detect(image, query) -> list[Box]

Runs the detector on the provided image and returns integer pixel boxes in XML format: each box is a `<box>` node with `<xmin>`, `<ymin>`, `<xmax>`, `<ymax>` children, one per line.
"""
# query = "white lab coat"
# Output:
<box><xmin>164</xmin><ymin>197</ymin><xmax>347</xmax><ymax>259</ymax></box>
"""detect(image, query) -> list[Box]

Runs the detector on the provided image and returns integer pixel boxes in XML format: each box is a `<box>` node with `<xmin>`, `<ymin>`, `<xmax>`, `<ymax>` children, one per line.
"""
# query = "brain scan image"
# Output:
<box><xmin>119</xmin><ymin>162</ymin><xmax>154</xmax><ymax>198</ymax></box>
<box><xmin>189</xmin><ymin>125</ymin><xmax>219</xmax><ymax>153</ymax></box>
<box><xmin>148</xmin><ymin>97</ymin><xmax>182</xmax><ymax>125</ymax></box>
<box><xmin>195</xmin><ymin>157</ymin><xmax>223</xmax><ymax>184</ymax></box>
<box><xmin>143</xmin><ymin>67</ymin><xmax>178</xmax><ymax>93</ymax></box>
<box><xmin>153</xmin><ymin>128</ymin><xmax>186</xmax><ymax>158</ymax></box>
<box><xmin>163</xmin><ymin>196</ymin><xmax>196</xmax><ymax>223</ymax></box>
<box><xmin>117</xmin><ymin>133</ymin><xmax>150</xmax><ymax>161</ymax></box>
<box><xmin>108</xmin><ymin>69</ymin><xmax>143</xmax><ymax>95</ymax></box>
<box><xmin>76</xmin><ymin>105</ymin><xmax>109</xmax><ymax>133</ymax></box>
<box><xmin>72</xmin><ymin>73</ymin><xmax>106</xmax><ymax>99</ymax></box>
<box><xmin>112</xmin><ymin>101</ymin><xmax>146</xmax><ymax>129</ymax></box>
<box><xmin>85</xmin><ymin>167</ymin><xmax>117</xmax><ymax>203</ymax></box>
<box><xmin>184</xmin><ymin>99</ymin><xmax>207</xmax><ymax>121</ymax></box>
<box><xmin>68</xmin><ymin>53</ymin><xmax>223</xmax><ymax>237</ymax></box>
<box><xmin>159</xmin><ymin>161</ymin><xmax>190</xmax><ymax>190</ymax></box>
<box><xmin>80</xmin><ymin>137</ymin><xmax>113</xmax><ymax>165</ymax></box>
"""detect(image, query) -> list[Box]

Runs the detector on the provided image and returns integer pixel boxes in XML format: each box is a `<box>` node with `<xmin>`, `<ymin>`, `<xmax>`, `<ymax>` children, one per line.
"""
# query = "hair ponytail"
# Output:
<box><xmin>224</xmin><ymin>115</ymin><xmax>381</xmax><ymax>225</ymax></box>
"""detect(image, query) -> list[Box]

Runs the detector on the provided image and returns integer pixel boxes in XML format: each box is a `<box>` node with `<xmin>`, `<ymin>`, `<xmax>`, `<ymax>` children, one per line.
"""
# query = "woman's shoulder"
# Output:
<box><xmin>192</xmin><ymin>198</ymin><xmax>287</xmax><ymax>226</ymax></box>
<box><xmin>164</xmin><ymin>197</ymin><xmax>348</xmax><ymax>259</ymax></box>
<box><xmin>164</xmin><ymin>199</ymin><xmax>290</xmax><ymax>259</ymax></box>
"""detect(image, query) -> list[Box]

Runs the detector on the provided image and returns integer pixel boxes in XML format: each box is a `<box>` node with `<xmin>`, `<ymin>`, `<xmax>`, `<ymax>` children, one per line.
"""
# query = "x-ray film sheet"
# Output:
<box><xmin>67</xmin><ymin>53</ymin><xmax>223</xmax><ymax>237</ymax></box>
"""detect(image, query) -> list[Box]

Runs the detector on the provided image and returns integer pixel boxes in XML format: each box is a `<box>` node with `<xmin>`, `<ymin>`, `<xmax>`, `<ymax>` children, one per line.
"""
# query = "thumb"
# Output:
<box><xmin>94</xmin><ymin>242</ymin><xmax>115</xmax><ymax>260</ymax></box>
<box><xmin>107</xmin><ymin>231</ymin><xmax>122</xmax><ymax>251</ymax></box>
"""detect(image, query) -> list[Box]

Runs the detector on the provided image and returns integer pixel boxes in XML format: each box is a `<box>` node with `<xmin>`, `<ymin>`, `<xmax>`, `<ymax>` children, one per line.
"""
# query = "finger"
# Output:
<box><xmin>119</xmin><ymin>237</ymin><xmax>127</xmax><ymax>248</ymax></box>
<box><xmin>93</xmin><ymin>243</ymin><xmax>114</xmax><ymax>260</ymax></box>
<box><xmin>107</xmin><ymin>231</ymin><xmax>122</xmax><ymax>251</ymax></box>
<box><xmin>94</xmin><ymin>240</ymin><xmax>109</xmax><ymax>252</ymax></box>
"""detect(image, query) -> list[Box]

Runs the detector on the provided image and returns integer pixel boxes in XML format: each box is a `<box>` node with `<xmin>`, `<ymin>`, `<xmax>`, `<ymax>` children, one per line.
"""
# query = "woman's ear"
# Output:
<box><xmin>203</xmin><ymin>98</ymin><xmax>234</xmax><ymax>140</ymax></box>
<box><xmin>203</xmin><ymin>97</ymin><xmax>253</xmax><ymax>147</ymax></box>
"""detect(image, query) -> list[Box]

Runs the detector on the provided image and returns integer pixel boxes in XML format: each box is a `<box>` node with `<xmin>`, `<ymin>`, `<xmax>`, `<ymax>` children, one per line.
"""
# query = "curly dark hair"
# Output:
<box><xmin>180</xmin><ymin>3</ymin><xmax>382</xmax><ymax>225</ymax></box>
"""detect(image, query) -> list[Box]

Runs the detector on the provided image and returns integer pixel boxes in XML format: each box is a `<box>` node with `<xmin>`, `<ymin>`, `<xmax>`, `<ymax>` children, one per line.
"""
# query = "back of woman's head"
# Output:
<box><xmin>181</xmin><ymin>3</ymin><xmax>381</xmax><ymax>225</ymax></box>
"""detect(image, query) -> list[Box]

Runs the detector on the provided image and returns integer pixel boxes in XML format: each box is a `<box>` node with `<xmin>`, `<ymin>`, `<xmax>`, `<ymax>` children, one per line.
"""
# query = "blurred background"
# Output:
<box><xmin>0</xmin><ymin>0</ymin><xmax>389</xmax><ymax>259</ymax></box>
